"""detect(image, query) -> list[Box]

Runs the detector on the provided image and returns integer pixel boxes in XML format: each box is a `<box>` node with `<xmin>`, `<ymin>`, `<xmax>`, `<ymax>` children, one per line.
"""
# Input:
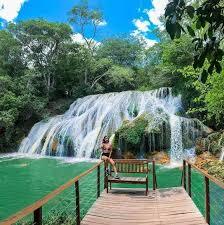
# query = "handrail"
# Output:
<box><xmin>182</xmin><ymin>159</ymin><xmax>224</xmax><ymax>225</ymax></box>
<box><xmin>1</xmin><ymin>160</ymin><xmax>103</xmax><ymax>225</ymax></box>
<box><xmin>185</xmin><ymin>159</ymin><xmax>224</xmax><ymax>190</ymax></box>
<box><xmin>1</xmin><ymin>159</ymin><xmax>157</xmax><ymax>225</ymax></box>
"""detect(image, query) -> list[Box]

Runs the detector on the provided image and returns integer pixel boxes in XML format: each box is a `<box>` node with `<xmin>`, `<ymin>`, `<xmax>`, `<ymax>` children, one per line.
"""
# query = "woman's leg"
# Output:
<box><xmin>102</xmin><ymin>156</ymin><xmax>109</xmax><ymax>168</ymax></box>
<box><xmin>109</xmin><ymin>158</ymin><xmax>118</xmax><ymax>174</ymax></box>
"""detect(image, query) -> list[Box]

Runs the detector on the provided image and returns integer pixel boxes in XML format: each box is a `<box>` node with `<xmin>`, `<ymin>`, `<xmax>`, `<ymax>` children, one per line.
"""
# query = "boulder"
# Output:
<box><xmin>195</xmin><ymin>131</ymin><xmax>224</xmax><ymax>157</ymax></box>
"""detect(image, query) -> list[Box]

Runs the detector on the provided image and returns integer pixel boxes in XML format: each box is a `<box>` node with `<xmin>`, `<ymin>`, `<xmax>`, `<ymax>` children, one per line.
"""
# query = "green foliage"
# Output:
<box><xmin>8</xmin><ymin>19</ymin><xmax>72</xmax><ymax>95</ymax></box>
<box><xmin>195</xmin><ymin>146</ymin><xmax>203</xmax><ymax>156</ymax></box>
<box><xmin>0</xmin><ymin>30</ymin><xmax>25</xmax><ymax>76</ymax></box>
<box><xmin>104</xmin><ymin>65</ymin><xmax>135</xmax><ymax>91</ymax></box>
<box><xmin>115</xmin><ymin>115</ymin><xmax>148</xmax><ymax>146</ymax></box>
<box><xmin>204</xmin><ymin>73</ymin><xmax>224</xmax><ymax>124</ymax></box>
<box><xmin>96</xmin><ymin>37</ymin><xmax>143</xmax><ymax>67</ymax></box>
<box><xmin>165</xmin><ymin>0</ymin><xmax>224</xmax><ymax>81</ymax></box>
<box><xmin>203</xmin><ymin>161</ymin><xmax>224</xmax><ymax>182</ymax></box>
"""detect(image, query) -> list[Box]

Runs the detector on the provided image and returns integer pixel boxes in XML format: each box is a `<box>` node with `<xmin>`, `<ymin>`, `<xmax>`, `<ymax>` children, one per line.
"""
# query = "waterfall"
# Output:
<box><xmin>19</xmin><ymin>88</ymin><xmax>209</xmax><ymax>162</ymax></box>
<box><xmin>219</xmin><ymin>147</ymin><xmax>224</xmax><ymax>161</ymax></box>
<box><xmin>170</xmin><ymin>115</ymin><xmax>183</xmax><ymax>163</ymax></box>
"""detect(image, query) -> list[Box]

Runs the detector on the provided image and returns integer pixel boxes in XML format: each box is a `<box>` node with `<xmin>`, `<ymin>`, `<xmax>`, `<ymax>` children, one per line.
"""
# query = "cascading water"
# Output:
<box><xmin>19</xmin><ymin>88</ymin><xmax>210</xmax><ymax>163</ymax></box>
<box><xmin>219</xmin><ymin>147</ymin><xmax>224</xmax><ymax>161</ymax></box>
<box><xmin>170</xmin><ymin>115</ymin><xmax>183</xmax><ymax>164</ymax></box>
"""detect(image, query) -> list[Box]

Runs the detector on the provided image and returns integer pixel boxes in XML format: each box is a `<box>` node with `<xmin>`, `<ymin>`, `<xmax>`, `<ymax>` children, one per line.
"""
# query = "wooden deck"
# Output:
<box><xmin>81</xmin><ymin>187</ymin><xmax>207</xmax><ymax>225</ymax></box>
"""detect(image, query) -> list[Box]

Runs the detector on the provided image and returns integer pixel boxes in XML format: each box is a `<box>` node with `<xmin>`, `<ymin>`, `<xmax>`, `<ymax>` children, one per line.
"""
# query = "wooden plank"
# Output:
<box><xmin>108</xmin><ymin>176</ymin><xmax>146</xmax><ymax>183</ymax></box>
<box><xmin>81</xmin><ymin>187</ymin><xmax>207</xmax><ymax>225</ymax></box>
<box><xmin>113</xmin><ymin>159</ymin><xmax>149</xmax><ymax>164</ymax></box>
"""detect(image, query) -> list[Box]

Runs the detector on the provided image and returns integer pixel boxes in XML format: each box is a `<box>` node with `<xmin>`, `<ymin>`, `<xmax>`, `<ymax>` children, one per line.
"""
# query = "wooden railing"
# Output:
<box><xmin>0</xmin><ymin>159</ymin><xmax>157</xmax><ymax>225</ymax></box>
<box><xmin>182</xmin><ymin>159</ymin><xmax>224</xmax><ymax>225</ymax></box>
<box><xmin>152</xmin><ymin>159</ymin><xmax>157</xmax><ymax>190</ymax></box>
<box><xmin>0</xmin><ymin>161</ymin><xmax>104</xmax><ymax>225</ymax></box>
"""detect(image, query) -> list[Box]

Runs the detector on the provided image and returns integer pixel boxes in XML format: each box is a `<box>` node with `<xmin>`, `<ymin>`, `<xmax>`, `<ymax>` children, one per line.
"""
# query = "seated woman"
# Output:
<box><xmin>101</xmin><ymin>136</ymin><xmax>119</xmax><ymax>179</ymax></box>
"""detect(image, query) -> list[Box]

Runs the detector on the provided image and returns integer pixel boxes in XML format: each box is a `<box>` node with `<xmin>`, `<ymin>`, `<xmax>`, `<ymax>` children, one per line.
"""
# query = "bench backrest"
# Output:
<box><xmin>109</xmin><ymin>159</ymin><xmax>149</xmax><ymax>174</ymax></box>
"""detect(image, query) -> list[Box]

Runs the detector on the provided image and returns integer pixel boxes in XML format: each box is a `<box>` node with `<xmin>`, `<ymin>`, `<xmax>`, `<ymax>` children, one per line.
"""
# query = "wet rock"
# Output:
<box><xmin>123</xmin><ymin>151</ymin><xmax>136</xmax><ymax>159</ymax></box>
<box><xmin>146</xmin><ymin>151</ymin><xmax>170</xmax><ymax>164</ymax></box>
<box><xmin>195</xmin><ymin>131</ymin><xmax>224</xmax><ymax>157</ymax></box>
<box><xmin>194</xmin><ymin>152</ymin><xmax>224</xmax><ymax>182</ymax></box>
<box><xmin>113</xmin><ymin>113</ymin><xmax>171</xmax><ymax>155</ymax></box>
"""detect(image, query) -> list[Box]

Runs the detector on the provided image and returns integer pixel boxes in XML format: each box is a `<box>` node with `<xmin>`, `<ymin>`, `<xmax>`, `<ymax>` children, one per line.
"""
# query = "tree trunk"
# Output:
<box><xmin>84</xmin><ymin>68</ymin><xmax>88</xmax><ymax>85</ymax></box>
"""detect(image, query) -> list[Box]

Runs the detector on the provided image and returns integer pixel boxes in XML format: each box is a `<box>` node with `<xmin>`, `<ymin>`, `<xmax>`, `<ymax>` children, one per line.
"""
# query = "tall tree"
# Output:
<box><xmin>69</xmin><ymin>0</ymin><xmax>105</xmax><ymax>85</ymax></box>
<box><xmin>8</xmin><ymin>20</ymin><xmax>72</xmax><ymax>96</ymax></box>
<box><xmin>69</xmin><ymin>0</ymin><xmax>104</xmax><ymax>53</ymax></box>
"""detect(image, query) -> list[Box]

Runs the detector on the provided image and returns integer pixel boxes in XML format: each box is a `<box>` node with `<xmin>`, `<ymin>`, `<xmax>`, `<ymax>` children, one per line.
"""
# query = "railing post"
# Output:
<box><xmin>183</xmin><ymin>160</ymin><xmax>186</xmax><ymax>190</ymax></box>
<box><xmin>152</xmin><ymin>159</ymin><xmax>157</xmax><ymax>190</ymax></box>
<box><xmin>188</xmin><ymin>163</ymin><xmax>191</xmax><ymax>197</ymax></box>
<box><xmin>104</xmin><ymin>163</ymin><xmax>108</xmax><ymax>192</ymax></box>
<box><xmin>75</xmin><ymin>180</ymin><xmax>80</xmax><ymax>225</ymax></box>
<box><xmin>205</xmin><ymin>176</ymin><xmax>210</xmax><ymax>224</ymax></box>
<box><xmin>33</xmin><ymin>207</ymin><xmax>42</xmax><ymax>225</ymax></box>
<box><xmin>97</xmin><ymin>164</ymin><xmax>100</xmax><ymax>198</ymax></box>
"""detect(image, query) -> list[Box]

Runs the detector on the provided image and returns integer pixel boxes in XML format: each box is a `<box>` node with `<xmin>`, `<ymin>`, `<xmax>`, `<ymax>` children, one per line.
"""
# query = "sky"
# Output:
<box><xmin>0</xmin><ymin>0</ymin><xmax>169</xmax><ymax>48</ymax></box>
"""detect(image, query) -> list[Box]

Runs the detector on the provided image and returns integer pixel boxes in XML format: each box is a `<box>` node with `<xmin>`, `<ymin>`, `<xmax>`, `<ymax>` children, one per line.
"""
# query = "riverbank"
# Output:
<box><xmin>194</xmin><ymin>152</ymin><xmax>224</xmax><ymax>182</ymax></box>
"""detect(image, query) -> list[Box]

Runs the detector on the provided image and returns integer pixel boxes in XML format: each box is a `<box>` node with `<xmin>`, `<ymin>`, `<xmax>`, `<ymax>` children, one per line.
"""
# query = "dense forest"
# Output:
<box><xmin>0</xmin><ymin>0</ymin><xmax>223</xmax><ymax>152</ymax></box>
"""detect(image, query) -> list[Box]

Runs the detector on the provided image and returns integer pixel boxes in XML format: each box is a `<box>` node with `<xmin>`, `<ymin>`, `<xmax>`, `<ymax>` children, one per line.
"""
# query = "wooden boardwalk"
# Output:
<box><xmin>81</xmin><ymin>187</ymin><xmax>207</xmax><ymax>225</ymax></box>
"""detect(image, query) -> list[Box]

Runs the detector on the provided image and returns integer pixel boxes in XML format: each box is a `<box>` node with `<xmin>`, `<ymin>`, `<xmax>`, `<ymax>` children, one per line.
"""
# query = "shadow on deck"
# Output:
<box><xmin>81</xmin><ymin>187</ymin><xmax>207</xmax><ymax>225</ymax></box>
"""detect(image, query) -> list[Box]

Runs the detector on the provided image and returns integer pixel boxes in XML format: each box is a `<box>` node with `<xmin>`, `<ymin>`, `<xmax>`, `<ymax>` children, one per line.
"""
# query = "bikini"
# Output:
<box><xmin>101</xmin><ymin>144</ymin><xmax>110</xmax><ymax>158</ymax></box>
<box><xmin>102</xmin><ymin>152</ymin><xmax>110</xmax><ymax>157</ymax></box>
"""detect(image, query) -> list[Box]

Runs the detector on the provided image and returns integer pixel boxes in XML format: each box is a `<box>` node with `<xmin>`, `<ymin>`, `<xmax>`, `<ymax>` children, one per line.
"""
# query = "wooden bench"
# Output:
<box><xmin>105</xmin><ymin>159</ymin><xmax>149</xmax><ymax>195</ymax></box>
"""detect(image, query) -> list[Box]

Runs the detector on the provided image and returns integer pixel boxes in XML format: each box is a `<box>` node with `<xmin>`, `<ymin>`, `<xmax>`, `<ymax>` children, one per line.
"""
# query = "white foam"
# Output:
<box><xmin>17</xmin><ymin>88</ymin><xmax>209</xmax><ymax>165</ymax></box>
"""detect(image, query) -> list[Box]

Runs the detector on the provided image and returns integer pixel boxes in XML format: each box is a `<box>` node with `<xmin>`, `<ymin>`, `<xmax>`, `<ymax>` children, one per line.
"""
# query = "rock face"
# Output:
<box><xmin>113</xmin><ymin>113</ymin><xmax>170</xmax><ymax>158</ymax></box>
<box><xmin>113</xmin><ymin>112</ymin><xmax>211</xmax><ymax>159</ymax></box>
<box><xmin>195</xmin><ymin>131</ymin><xmax>224</xmax><ymax>157</ymax></box>
<box><xmin>194</xmin><ymin>152</ymin><xmax>224</xmax><ymax>182</ymax></box>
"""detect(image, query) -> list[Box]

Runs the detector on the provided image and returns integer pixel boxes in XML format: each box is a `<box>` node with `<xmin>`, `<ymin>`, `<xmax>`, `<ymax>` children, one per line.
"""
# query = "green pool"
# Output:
<box><xmin>0</xmin><ymin>155</ymin><xmax>223</xmax><ymax>225</ymax></box>
<box><xmin>0</xmin><ymin>156</ymin><xmax>94</xmax><ymax>220</ymax></box>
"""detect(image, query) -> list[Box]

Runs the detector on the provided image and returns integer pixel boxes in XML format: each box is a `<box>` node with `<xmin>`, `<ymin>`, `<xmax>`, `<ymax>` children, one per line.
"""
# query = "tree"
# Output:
<box><xmin>0</xmin><ymin>30</ymin><xmax>26</xmax><ymax>77</ymax></box>
<box><xmin>137</xmin><ymin>35</ymin><xmax>195</xmax><ymax>92</ymax></box>
<box><xmin>69</xmin><ymin>0</ymin><xmax>105</xmax><ymax>85</ymax></box>
<box><xmin>0</xmin><ymin>74</ymin><xmax>47</xmax><ymax>151</ymax></box>
<box><xmin>205</xmin><ymin>73</ymin><xmax>224</xmax><ymax>126</ymax></box>
<box><xmin>69</xmin><ymin>0</ymin><xmax>104</xmax><ymax>53</ymax></box>
<box><xmin>165</xmin><ymin>0</ymin><xmax>224</xmax><ymax>82</ymax></box>
<box><xmin>55</xmin><ymin>42</ymin><xmax>93</xmax><ymax>97</ymax></box>
<box><xmin>8</xmin><ymin>19</ymin><xmax>72</xmax><ymax>96</ymax></box>
<box><xmin>96</xmin><ymin>37</ymin><xmax>143</xmax><ymax>67</ymax></box>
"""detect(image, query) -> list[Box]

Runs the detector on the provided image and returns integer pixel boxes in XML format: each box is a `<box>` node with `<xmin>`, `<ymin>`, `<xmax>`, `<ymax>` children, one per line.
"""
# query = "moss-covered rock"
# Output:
<box><xmin>193</xmin><ymin>152</ymin><xmax>224</xmax><ymax>182</ymax></box>
<box><xmin>113</xmin><ymin>113</ymin><xmax>170</xmax><ymax>157</ymax></box>
<box><xmin>115</xmin><ymin>114</ymin><xmax>149</xmax><ymax>146</ymax></box>
<box><xmin>123</xmin><ymin>151</ymin><xmax>136</xmax><ymax>159</ymax></box>
<box><xmin>146</xmin><ymin>151</ymin><xmax>170</xmax><ymax>164</ymax></box>
<box><xmin>195</xmin><ymin>131</ymin><xmax>224</xmax><ymax>157</ymax></box>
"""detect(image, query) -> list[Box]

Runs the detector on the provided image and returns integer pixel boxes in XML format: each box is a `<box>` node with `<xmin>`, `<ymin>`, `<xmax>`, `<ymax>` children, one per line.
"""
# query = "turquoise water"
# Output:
<box><xmin>0</xmin><ymin>156</ymin><xmax>224</xmax><ymax>225</ymax></box>
<box><xmin>0</xmin><ymin>156</ymin><xmax>94</xmax><ymax>220</ymax></box>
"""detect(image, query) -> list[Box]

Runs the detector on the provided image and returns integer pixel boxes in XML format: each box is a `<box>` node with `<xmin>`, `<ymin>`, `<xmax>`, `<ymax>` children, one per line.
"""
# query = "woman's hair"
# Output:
<box><xmin>102</xmin><ymin>136</ymin><xmax>109</xmax><ymax>143</ymax></box>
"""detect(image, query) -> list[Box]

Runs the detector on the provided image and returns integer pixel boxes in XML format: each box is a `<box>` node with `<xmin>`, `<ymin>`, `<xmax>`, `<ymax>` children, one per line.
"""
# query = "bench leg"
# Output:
<box><xmin>109</xmin><ymin>182</ymin><xmax>112</xmax><ymax>190</ymax></box>
<box><xmin>146</xmin><ymin>180</ymin><xmax>148</xmax><ymax>196</ymax></box>
<box><xmin>106</xmin><ymin>182</ymin><xmax>108</xmax><ymax>193</ymax></box>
